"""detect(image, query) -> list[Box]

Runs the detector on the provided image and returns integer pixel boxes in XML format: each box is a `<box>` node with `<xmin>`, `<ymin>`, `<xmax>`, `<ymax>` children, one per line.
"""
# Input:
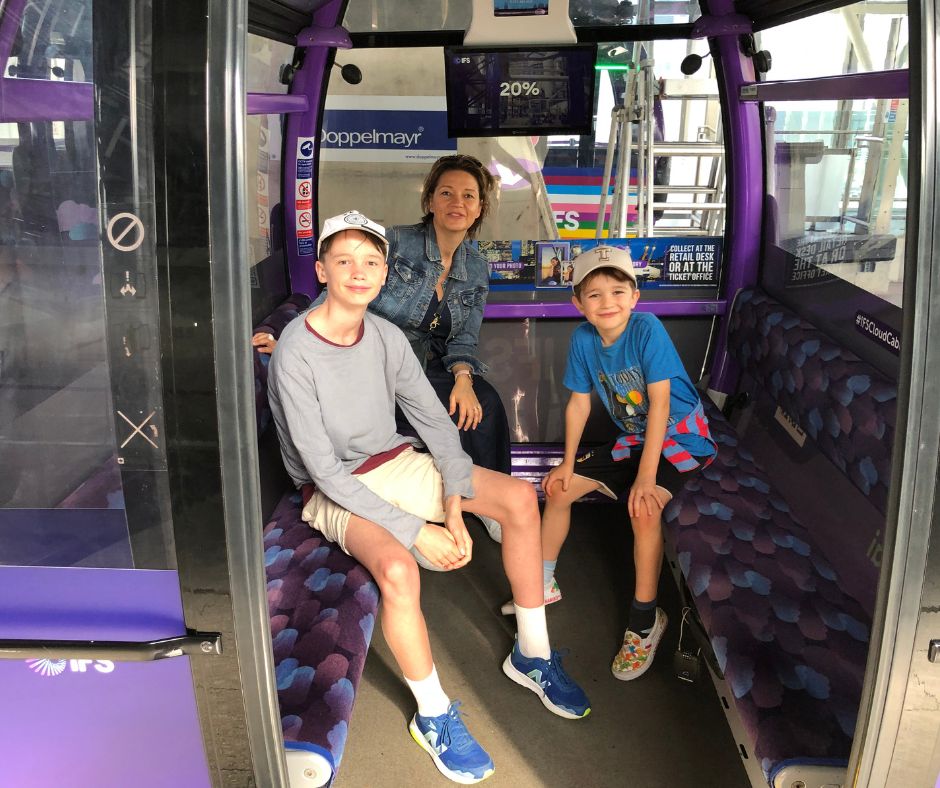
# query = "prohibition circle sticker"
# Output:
<box><xmin>107</xmin><ymin>212</ymin><xmax>145</xmax><ymax>252</ymax></box>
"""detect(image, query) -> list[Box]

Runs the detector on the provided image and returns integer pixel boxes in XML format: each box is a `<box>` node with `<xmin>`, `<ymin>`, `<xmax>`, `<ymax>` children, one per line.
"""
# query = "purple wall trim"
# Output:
<box><xmin>484</xmin><ymin>299</ymin><xmax>726</xmax><ymax>319</ymax></box>
<box><xmin>705</xmin><ymin>1</ymin><xmax>763</xmax><ymax>395</ymax></box>
<box><xmin>0</xmin><ymin>566</ymin><xmax>186</xmax><ymax>641</ymax></box>
<box><xmin>691</xmin><ymin>13</ymin><xmax>751</xmax><ymax>38</ymax></box>
<box><xmin>284</xmin><ymin>0</ymin><xmax>345</xmax><ymax>297</ymax></box>
<box><xmin>0</xmin><ymin>78</ymin><xmax>93</xmax><ymax>122</ymax></box>
<box><xmin>297</xmin><ymin>24</ymin><xmax>352</xmax><ymax>49</ymax></box>
<box><xmin>741</xmin><ymin>69</ymin><xmax>909</xmax><ymax>102</ymax></box>
<box><xmin>247</xmin><ymin>92</ymin><xmax>309</xmax><ymax>115</ymax></box>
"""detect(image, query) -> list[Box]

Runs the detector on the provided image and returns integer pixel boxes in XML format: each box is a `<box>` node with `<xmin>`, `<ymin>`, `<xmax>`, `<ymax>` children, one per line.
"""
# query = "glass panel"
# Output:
<box><xmin>343</xmin><ymin>0</ymin><xmax>698</xmax><ymax>32</ymax></box>
<box><xmin>5</xmin><ymin>0</ymin><xmax>94</xmax><ymax>82</ymax></box>
<box><xmin>762</xmin><ymin>96</ymin><xmax>907</xmax><ymax>371</ymax></box>
<box><xmin>0</xmin><ymin>0</ymin><xmax>175</xmax><ymax>569</ymax></box>
<box><xmin>757</xmin><ymin>1</ymin><xmax>908</xmax><ymax>79</ymax></box>
<box><xmin>0</xmin><ymin>119</ymin><xmax>128</xmax><ymax>562</ymax></box>
<box><xmin>246</xmin><ymin>112</ymin><xmax>289</xmax><ymax>321</ymax></box>
<box><xmin>318</xmin><ymin>41</ymin><xmax>724</xmax><ymax>240</ymax></box>
<box><xmin>246</xmin><ymin>34</ymin><xmax>294</xmax><ymax>94</ymax></box>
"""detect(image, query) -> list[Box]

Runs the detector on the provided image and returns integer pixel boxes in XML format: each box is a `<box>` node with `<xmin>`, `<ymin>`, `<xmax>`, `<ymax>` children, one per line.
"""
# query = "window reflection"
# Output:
<box><xmin>5</xmin><ymin>0</ymin><xmax>93</xmax><ymax>83</ymax></box>
<box><xmin>766</xmin><ymin>98</ymin><xmax>907</xmax><ymax>309</ymax></box>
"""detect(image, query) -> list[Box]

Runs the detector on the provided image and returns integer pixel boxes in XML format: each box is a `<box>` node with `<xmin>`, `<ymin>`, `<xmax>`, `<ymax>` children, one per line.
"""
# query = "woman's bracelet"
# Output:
<box><xmin>454</xmin><ymin>369</ymin><xmax>473</xmax><ymax>385</ymax></box>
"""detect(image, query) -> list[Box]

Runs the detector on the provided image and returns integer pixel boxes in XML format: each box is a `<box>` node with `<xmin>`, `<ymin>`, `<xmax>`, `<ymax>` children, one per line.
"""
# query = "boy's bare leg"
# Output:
<box><xmin>460</xmin><ymin>466</ymin><xmax>543</xmax><ymax>607</ymax></box>
<box><xmin>540</xmin><ymin>475</ymin><xmax>601</xmax><ymax>561</ymax></box>
<box><xmin>343</xmin><ymin>514</ymin><xmax>432</xmax><ymax>679</ymax></box>
<box><xmin>463</xmin><ymin>466</ymin><xmax>593</xmax><ymax>719</ymax></box>
<box><xmin>344</xmin><ymin>515</ymin><xmax>499</xmax><ymax>780</ymax></box>
<box><xmin>631</xmin><ymin>508</ymin><xmax>665</xmax><ymax>602</ymax></box>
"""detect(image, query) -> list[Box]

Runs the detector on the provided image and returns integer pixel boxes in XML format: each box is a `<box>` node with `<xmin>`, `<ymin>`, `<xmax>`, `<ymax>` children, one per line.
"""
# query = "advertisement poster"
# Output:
<box><xmin>320</xmin><ymin>96</ymin><xmax>456</xmax><ymax>163</ymax></box>
<box><xmin>476</xmin><ymin>237</ymin><xmax>722</xmax><ymax>290</ymax></box>
<box><xmin>781</xmin><ymin>233</ymin><xmax>897</xmax><ymax>289</ymax></box>
<box><xmin>478</xmin><ymin>240</ymin><xmax>536</xmax><ymax>284</ymax></box>
<box><xmin>494</xmin><ymin>0</ymin><xmax>549</xmax><ymax>16</ymax></box>
<box><xmin>535</xmin><ymin>241</ymin><xmax>572</xmax><ymax>288</ymax></box>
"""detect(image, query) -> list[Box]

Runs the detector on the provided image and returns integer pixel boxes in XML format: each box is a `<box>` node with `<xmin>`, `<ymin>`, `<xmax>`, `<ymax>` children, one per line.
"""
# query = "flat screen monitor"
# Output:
<box><xmin>444</xmin><ymin>45</ymin><xmax>597</xmax><ymax>137</ymax></box>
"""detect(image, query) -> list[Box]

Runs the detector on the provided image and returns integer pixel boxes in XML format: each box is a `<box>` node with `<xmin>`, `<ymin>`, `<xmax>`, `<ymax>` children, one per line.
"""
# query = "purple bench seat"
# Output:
<box><xmin>663</xmin><ymin>288</ymin><xmax>895</xmax><ymax>786</ymax></box>
<box><xmin>254</xmin><ymin>294</ymin><xmax>379</xmax><ymax>785</ymax></box>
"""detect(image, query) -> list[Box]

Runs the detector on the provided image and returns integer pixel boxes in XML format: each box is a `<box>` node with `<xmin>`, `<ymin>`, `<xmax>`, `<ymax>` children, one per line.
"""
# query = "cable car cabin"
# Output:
<box><xmin>0</xmin><ymin>1</ymin><xmax>936</xmax><ymax>787</ymax></box>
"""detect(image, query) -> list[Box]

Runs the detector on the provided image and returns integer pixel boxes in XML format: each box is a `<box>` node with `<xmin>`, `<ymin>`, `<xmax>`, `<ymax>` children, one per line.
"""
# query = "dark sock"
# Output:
<box><xmin>629</xmin><ymin>597</ymin><xmax>657</xmax><ymax>636</ymax></box>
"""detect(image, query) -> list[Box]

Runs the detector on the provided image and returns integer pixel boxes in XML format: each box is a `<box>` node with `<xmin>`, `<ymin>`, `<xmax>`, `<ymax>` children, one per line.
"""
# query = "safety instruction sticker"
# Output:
<box><xmin>296</xmin><ymin>136</ymin><xmax>315</xmax><ymax>255</ymax></box>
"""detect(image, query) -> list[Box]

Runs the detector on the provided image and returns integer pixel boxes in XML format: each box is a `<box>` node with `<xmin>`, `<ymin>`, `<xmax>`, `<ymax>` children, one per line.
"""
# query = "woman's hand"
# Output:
<box><xmin>543</xmin><ymin>460</ymin><xmax>575</xmax><ymax>497</ymax></box>
<box><xmin>628</xmin><ymin>474</ymin><xmax>669</xmax><ymax>519</ymax></box>
<box><xmin>252</xmin><ymin>332</ymin><xmax>277</xmax><ymax>354</ymax></box>
<box><xmin>413</xmin><ymin>523</ymin><xmax>469</xmax><ymax>570</ymax></box>
<box><xmin>449</xmin><ymin>375</ymin><xmax>482</xmax><ymax>431</ymax></box>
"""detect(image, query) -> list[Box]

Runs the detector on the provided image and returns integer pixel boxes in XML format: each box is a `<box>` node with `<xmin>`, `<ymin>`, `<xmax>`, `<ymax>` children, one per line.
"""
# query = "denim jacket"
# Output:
<box><xmin>368</xmin><ymin>222</ymin><xmax>490</xmax><ymax>375</ymax></box>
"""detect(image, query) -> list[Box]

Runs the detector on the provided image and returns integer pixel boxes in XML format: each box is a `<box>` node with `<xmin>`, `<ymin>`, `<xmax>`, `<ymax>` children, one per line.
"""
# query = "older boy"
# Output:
<box><xmin>268</xmin><ymin>211</ymin><xmax>590</xmax><ymax>785</ymax></box>
<box><xmin>505</xmin><ymin>245</ymin><xmax>716</xmax><ymax>681</ymax></box>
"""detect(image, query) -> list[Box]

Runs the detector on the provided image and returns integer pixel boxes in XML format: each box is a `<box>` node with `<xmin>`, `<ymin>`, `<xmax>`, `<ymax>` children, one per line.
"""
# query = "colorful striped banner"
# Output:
<box><xmin>543</xmin><ymin>167</ymin><xmax>639</xmax><ymax>238</ymax></box>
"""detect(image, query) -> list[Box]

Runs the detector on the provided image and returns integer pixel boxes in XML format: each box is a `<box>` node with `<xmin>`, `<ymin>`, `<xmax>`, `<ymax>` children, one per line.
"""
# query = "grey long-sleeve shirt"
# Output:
<box><xmin>267</xmin><ymin>309</ymin><xmax>475</xmax><ymax>548</ymax></box>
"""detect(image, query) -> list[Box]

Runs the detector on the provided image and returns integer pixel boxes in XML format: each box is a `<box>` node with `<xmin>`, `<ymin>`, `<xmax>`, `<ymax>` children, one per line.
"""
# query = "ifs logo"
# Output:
<box><xmin>26</xmin><ymin>659</ymin><xmax>115</xmax><ymax>676</ymax></box>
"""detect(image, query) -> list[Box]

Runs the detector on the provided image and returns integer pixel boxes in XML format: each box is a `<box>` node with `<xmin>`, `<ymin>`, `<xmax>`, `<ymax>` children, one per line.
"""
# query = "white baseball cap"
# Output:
<box><xmin>571</xmin><ymin>244</ymin><xmax>637</xmax><ymax>286</ymax></box>
<box><xmin>317</xmin><ymin>210</ymin><xmax>388</xmax><ymax>256</ymax></box>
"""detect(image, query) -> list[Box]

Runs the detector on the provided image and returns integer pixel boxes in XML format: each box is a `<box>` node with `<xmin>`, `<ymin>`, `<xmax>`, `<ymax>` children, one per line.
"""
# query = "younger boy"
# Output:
<box><xmin>268</xmin><ymin>211</ymin><xmax>590</xmax><ymax>785</ymax></box>
<box><xmin>505</xmin><ymin>245</ymin><xmax>716</xmax><ymax>681</ymax></box>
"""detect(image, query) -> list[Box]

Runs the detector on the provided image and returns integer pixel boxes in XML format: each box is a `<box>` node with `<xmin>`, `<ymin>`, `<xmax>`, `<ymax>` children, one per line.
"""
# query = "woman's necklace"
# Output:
<box><xmin>429</xmin><ymin>262</ymin><xmax>451</xmax><ymax>332</ymax></box>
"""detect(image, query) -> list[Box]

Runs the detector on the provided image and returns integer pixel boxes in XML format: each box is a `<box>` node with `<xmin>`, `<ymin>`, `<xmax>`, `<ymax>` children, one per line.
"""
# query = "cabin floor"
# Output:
<box><xmin>339</xmin><ymin>502</ymin><xmax>751</xmax><ymax>788</ymax></box>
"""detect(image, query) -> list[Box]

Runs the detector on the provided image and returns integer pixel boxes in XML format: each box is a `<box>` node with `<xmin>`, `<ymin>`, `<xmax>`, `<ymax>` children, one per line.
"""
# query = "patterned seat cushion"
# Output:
<box><xmin>728</xmin><ymin>288</ymin><xmax>896</xmax><ymax>514</ymax></box>
<box><xmin>664</xmin><ymin>401</ymin><xmax>870</xmax><ymax>782</ymax></box>
<box><xmin>264</xmin><ymin>491</ymin><xmax>379</xmax><ymax>773</ymax></box>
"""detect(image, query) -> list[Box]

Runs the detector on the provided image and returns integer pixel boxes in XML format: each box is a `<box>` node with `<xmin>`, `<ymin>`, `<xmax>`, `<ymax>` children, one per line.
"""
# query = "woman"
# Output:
<box><xmin>368</xmin><ymin>154</ymin><xmax>511</xmax><ymax>480</ymax></box>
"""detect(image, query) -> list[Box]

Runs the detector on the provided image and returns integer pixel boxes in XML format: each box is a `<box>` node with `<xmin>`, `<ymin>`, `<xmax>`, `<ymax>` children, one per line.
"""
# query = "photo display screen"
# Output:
<box><xmin>444</xmin><ymin>45</ymin><xmax>597</xmax><ymax>137</ymax></box>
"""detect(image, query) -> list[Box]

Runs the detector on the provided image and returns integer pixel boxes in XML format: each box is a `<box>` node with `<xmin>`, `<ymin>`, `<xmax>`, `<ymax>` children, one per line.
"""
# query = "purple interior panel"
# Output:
<box><xmin>247</xmin><ymin>93</ymin><xmax>309</xmax><ymax>115</ymax></box>
<box><xmin>0</xmin><ymin>567</ymin><xmax>210</xmax><ymax>788</ymax></box>
<box><xmin>741</xmin><ymin>69</ymin><xmax>909</xmax><ymax>102</ymax></box>
<box><xmin>0</xmin><ymin>78</ymin><xmax>93</xmax><ymax>122</ymax></box>
<box><xmin>703</xmin><ymin>1</ymin><xmax>764</xmax><ymax>394</ymax></box>
<box><xmin>284</xmin><ymin>0</ymin><xmax>346</xmax><ymax>296</ymax></box>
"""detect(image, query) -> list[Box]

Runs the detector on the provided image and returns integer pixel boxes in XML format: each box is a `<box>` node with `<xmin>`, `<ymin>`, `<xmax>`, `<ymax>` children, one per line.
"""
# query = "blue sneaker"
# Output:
<box><xmin>408</xmin><ymin>701</ymin><xmax>495</xmax><ymax>784</ymax></box>
<box><xmin>502</xmin><ymin>641</ymin><xmax>591</xmax><ymax>719</ymax></box>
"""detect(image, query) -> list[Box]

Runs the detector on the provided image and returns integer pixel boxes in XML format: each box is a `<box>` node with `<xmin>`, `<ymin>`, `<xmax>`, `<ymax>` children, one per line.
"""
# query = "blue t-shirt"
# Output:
<box><xmin>563</xmin><ymin>313</ymin><xmax>714</xmax><ymax>458</ymax></box>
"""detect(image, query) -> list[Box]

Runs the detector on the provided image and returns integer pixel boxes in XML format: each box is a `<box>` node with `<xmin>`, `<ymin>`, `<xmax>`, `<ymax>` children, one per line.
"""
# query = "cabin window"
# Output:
<box><xmin>318</xmin><ymin>40</ymin><xmax>725</xmax><ymax>241</ymax></box>
<box><xmin>757</xmin><ymin>1</ymin><xmax>909</xmax><ymax>78</ymax></box>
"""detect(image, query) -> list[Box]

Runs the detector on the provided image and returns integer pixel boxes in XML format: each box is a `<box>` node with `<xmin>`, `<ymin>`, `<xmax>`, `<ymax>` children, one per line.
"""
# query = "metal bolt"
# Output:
<box><xmin>303</xmin><ymin>768</ymin><xmax>317</xmax><ymax>779</ymax></box>
<box><xmin>200</xmin><ymin>641</ymin><xmax>214</xmax><ymax>653</ymax></box>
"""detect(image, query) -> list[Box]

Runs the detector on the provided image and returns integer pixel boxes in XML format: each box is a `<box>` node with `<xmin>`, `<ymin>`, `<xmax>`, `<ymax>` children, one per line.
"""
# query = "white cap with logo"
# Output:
<box><xmin>570</xmin><ymin>244</ymin><xmax>637</xmax><ymax>286</ymax></box>
<box><xmin>317</xmin><ymin>210</ymin><xmax>388</xmax><ymax>256</ymax></box>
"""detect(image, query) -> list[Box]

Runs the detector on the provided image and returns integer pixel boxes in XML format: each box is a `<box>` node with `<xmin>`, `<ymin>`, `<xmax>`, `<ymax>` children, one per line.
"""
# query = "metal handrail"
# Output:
<box><xmin>0</xmin><ymin>631</ymin><xmax>222</xmax><ymax>661</ymax></box>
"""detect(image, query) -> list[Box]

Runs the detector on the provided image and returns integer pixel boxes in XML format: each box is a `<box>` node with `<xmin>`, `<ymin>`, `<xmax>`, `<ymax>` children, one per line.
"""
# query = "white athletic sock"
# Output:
<box><xmin>514</xmin><ymin>604</ymin><xmax>552</xmax><ymax>659</ymax></box>
<box><xmin>405</xmin><ymin>665</ymin><xmax>451</xmax><ymax>718</ymax></box>
<box><xmin>543</xmin><ymin>559</ymin><xmax>557</xmax><ymax>587</ymax></box>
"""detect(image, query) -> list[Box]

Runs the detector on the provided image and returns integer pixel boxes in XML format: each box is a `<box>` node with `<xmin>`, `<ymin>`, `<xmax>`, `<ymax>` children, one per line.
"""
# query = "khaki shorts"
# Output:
<box><xmin>301</xmin><ymin>447</ymin><xmax>446</xmax><ymax>557</ymax></box>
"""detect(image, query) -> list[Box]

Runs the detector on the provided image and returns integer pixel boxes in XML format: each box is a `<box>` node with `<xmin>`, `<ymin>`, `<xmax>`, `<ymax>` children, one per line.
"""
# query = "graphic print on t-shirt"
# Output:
<box><xmin>597</xmin><ymin>366</ymin><xmax>648</xmax><ymax>434</ymax></box>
